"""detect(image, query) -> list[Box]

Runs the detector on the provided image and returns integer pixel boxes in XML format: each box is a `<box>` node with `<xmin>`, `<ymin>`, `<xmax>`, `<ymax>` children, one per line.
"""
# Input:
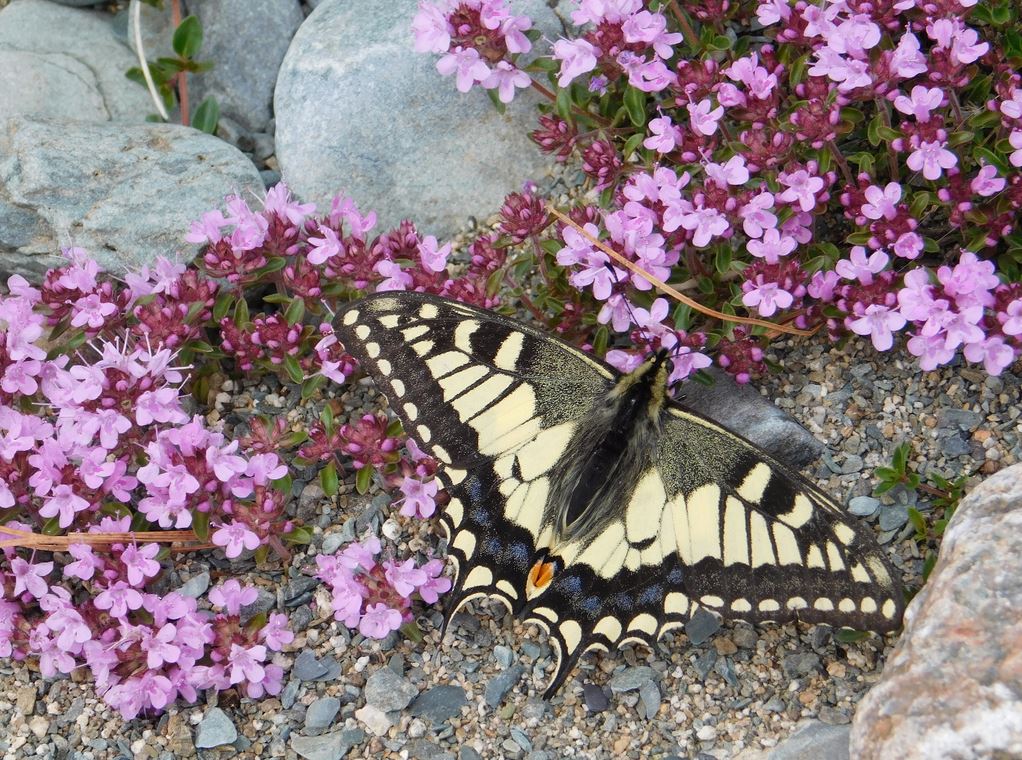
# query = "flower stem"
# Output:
<box><xmin>666</xmin><ymin>1</ymin><xmax>701</xmax><ymax>50</ymax></box>
<box><xmin>826</xmin><ymin>139</ymin><xmax>854</xmax><ymax>186</ymax></box>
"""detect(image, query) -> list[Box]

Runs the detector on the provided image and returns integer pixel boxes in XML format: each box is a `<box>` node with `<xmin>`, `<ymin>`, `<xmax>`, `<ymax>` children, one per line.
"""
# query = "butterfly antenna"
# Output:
<box><xmin>602</xmin><ymin>263</ymin><xmax>656</xmax><ymax>355</ymax></box>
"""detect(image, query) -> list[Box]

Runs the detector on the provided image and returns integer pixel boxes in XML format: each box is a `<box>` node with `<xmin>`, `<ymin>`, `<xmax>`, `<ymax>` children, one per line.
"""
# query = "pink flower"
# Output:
<box><xmin>643</xmin><ymin>115</ymin><xmax>682</xmax><ymax>154</ymax></box>
<box><xmin>482</xmin><ymin>61</ymin><xmax>530</xmax><ymax>103</ymax></box>
<box><xmin>500</xmin><ymin>14</ymin><xmax>533</xmax><ymax>54</ymax></box>
<box><xmin>212</xmin><ymin>521</ymin><xmax>261</xmax><ymax>559</ymax></box>
<box><xmin>11</xmin><ymin>557</ymin><xmax>52</xmax><ymax>599</ymax></box>
<box><xmin>412</xmin><ymin>2</ymin><xmax>451</xmax><ymax>53</ymax></box>
<box><xmin>552</xmin><ymin>38</ymin><xmax>598</xmax><ymax>87</ymax></box>
<box><xmin>136</xmin><ymin>387</ymin><xmax>187</xmax><ymax>426</ymax></box>
<box><xmin>374</xmin><ymin>260</ymin><xmax>413</xmax><ymax>292</ymax></box>
<box><xmin>963</xmin><ymin>336</ymin><xmax>1015</xmax><ymax>376</ymax></box>
<box><xmin>227</xmin><ymin>643</ymin><xmax>267</xmax><ymax>685</ymax></box>
<box><xmin>747</xmin><ymin>228</ymin><xmax>796</xmax><ymax>264</ymax></box>
<box><xmin>907</xmin><ymin>332</ymin><xmax>956</xmax><ymax>371</ymax></box>
<box><xmin>836</xmin><ymin>246</ymin><xmax>888</xmax><ymax>285</ymax></box>
<box><xmin>622</xmin><ymin>10</ymin><xmax>682</xmax><ymax>58</ymax></box>
<box><xmin>1010</xmin><ymin>131</ymin><xmax>1022</xmax><ymax>168</ymax></box>
<box><xmin>742</xmin><ymin>276</ymin><xmax>793</xmax><ymax>317</ymax></box>
<box><xmin>209</xmin><ymin>579</ymin><xmax>259</xmax><ymax>615</ymax></box>
<box><xmin>384</xmin><ymin>558</ymin><xmax>428</xmax><ymax>597</ymax></box>
<box><xmin>95</xmin><ymin>581</ymin><xmax>144</xmax><ymax>618</ymax></box>
<box><xmin>756</xmin><ymin>0</ymin><xmax>790</xmax><ymax>25</ymax></box>
<box><xmin>861</xmin><ymin>182</ymin><xmax>902</xmax><ymax>221</ymax></box>
<box><xmin>893</xmin><ymin>231</ymin><xmax>924</xmax><ymax>260</ymax></box>
<box><xmin>890</xmin><ymin>32</ymin><xmax>928</xmax><ymax>78</ymax></box>
<box><xmin>398</xmin><ymin>476</ymin><xmax>439</xmax><ymax>518</ymax></box>
<box><xmin>263</xmin><ymin>183</ymin><xmax>315</xmax><ymax>225</ymax></box>
<box><xmin>739</xmin><ymin>192</ymin><xmax>777</xmax><ymax>238</ymax></box>
<box><xmin>704</xmin><ymin>155</ymin><xmax>749</xmax><ymax>187</ymax></box>
<box><xmin>778</xmin><ymin>169</ymin><xmax>825</xmax><ymax>212</ymax></box>
<box><xmin>893</xmin><ymin>86</ymin><xmax>944</xmax><ymax>122</ymax></box>
<box><xmin>39</xmin><ymin>484</ymin><xmax>90</xmax><ymax>529</ymax></box>
<box><xmin>1002</xmin><ymin>299</ymin><xmax>1022</xmax><ymax>336</ymax></box>
<box><xmin>417</xmin><ymin>558</ymin><xmax>451</xmax><ymax>604</ymax></box>
<box><xmin>359</xmin><ymin>603</ymin><xmax>403</xmax><ymax>639</ymax></box>
<box><xmin>678</xmin><ymin>206</ymin><xmax>729</xmax><ymax>247</ymax></box>
<box><xmin>63</xmin><ymin>544</ymin><xmax>103</xmax><ymax>581</ymax></box>
<box><xmin>121</xmin><ymin>543</ymin><xmax>161</xmax><ymax>587</ymax></box>
<box><xmin>848</xmin><ymin>305</ymin><xmax>906</xmax><ymax>351</ymax></box>
<box><xmin>971</xmin><ymin>165</ymin><xmax>1005</xmax><ymax>197</ymax></box>
<box><xmin>308</xmin><ymin>225</ymin><xmax>344</xmax><ymax>265</ymax></box>
<box><xmin>141</xmin><ymin>624</ymin><xmax>181</xmax><ymax>669</ymax></box>
<box><xmin>436</xmin><ymin>46</ymin><xmax>490</xmax><ymax>92</ymax></box>
<box><xmin>906</xmin><ymin>140</ymin><xmax>957</xmax><ymax>181</ymax></box>
<box><xmin>339</xmin><ymin>536</ymin><xmax>381</xmax><ymax>572</ymax></box>
<box><xmin>418</xmin><ymin>235</ymin><xmax>451</xmax><ymax>273</ymax></box>
<box><xmin>70</xmin><ymin>294</ymin><xmax>117</xmax><ymax>329</ymax></box>
<box><xmin>185</xmin><ymin>209</ymin><xmax>229</xmax><ymax>245</ymax></box>
<box><xmin>687</xmin><ymin>98</ymin><xmax>724</xmax><ymax>136</ymax></box>
<box><xmin>808</xmin><ymin>270</ymin><xmax>840</xmax><ymax>301</ymax></box>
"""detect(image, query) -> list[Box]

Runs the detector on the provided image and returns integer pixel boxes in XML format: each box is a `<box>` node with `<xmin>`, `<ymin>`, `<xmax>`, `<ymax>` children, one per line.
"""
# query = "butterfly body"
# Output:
<box><xmin>336</xmin><ymin>292</ymin><xmax>904</xmax><ymax>696</ymax></box>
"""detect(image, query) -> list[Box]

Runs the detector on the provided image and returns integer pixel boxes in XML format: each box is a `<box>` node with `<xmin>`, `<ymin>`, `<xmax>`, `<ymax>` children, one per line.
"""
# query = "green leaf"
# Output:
<box><xmin>921</xmin><ymin>550</ymin><xmax>938</xmax><ymax>582</ymax></box>
<box><xmin>909</xmin><ymin>191</ymin><xmax>931</xmax><ymax>220</ymax></box>
<box><xmin>272</xmin><ymin>473</ymin><xmax>293</xmax><ymax>494</ymax></box>
<box><xmin>283</xmin><ymin>354</ymin><xmax>304</xmax><ymax>385</ymax></box>
<box><xmin>485</xmin><ymin>87</ymin><xmax>507</xmax><ymax>115</ymax></box>
<box><xmin>555</xmin><ymin>86</ymin><xmax>573</xmax><ymax>123</ymax></box>
<box><xmin>320</xmin><ymin>403</ymin><xmax>334</xmax><ymax>432</ymax></box>
<box><xmin>234</xmin><ymin>297</ymin><xmax>250</xmax><ymax>326</ymax></box>
<box><xmin>284</xmin><ymin>525</ymin><xmax>314</xmax><ymax>545</ymax></box>
<box><xmin>192</xmin><ymin>510</ymin><xmax>210</xmax><ymax>541</ymax></box>
<box><xmin>253</xmin><ymin>256</ymin><xmax>288</xmax><ymax>278</ymax></box>
<box><xmin>253</xmin><ymin>545</ymin><xmax>269</xmax><ymax>565</ymax></box>
<box><xmin>212</xmin><ymin>292</ymin><xmax>234</xmax><ymax>321</ymax></box>
<box><xmin>866</xmin><ymin>114</ymin><xmax>882</xmax><ymax>147</ymax></box>
<box><xmin>301</xmin><ymin>373</ymin><xmax>327</xmax><ymax>400</ymax></box>
<box><xmin>320</xmin><ymin>461</ymin><xmax>339</xmax><ymax>496</ymax></box>
<box><xmin>41</xmin><ymin>516</ymin><xmax>62</xmax><ymax>536</ymax></box>
<box><xmin>973</xmin><ymin>146</ymin><xmax>1010</xmax><ymax>176</ymax></box>
<box><xmin>285</xmin><ymin>297</ymin><xmax>306</xmax><ymax>327</ymax></box>
<box><xmin>386</xmin><ymin>418</ymin><xmax>404</xmax><ymax>437</ymax></box>
<box><xmin>191</xmin><ymin>96</ymin><xmax>219</xmax><ymax>134</ymax></box>
<box><xmin>355</xmin><ymin>465</ymin><xmax>373</xmax><ymax>495</ymax></box>
<box><xmin>892</xmin><ymin>442</ymin><xmax>910</xmax><ymax>472</ymax></box>
<box><xmin>846</xmin><ymin>231</ymin><xmax>871</xmax><ymax>245</ymax></box>
<box><xmin>172</xmin><ymin>15</ymin><xmax>203</xmax><ymax>59</ymax></box>
<box><xmin>673</xmin><ymin>303</ymin><xmax>692</xmax><ymax>332</ymax></box>
<box><xmin>622</xmin><ymin>86</ymin><xmax>647</xmax><ymax>127</ymax></box>
<box><xmin>835</xmin><ymin>628</ymin><xmax>870</xmax><ymax>644</ymax></box>
<box><xmin>401</xmin><ymin>621</ymin><xmax>425</xmax><ymax>643</ymax></box>
<box><xmin>592</xmin><ymin>325</ymin><xmax>609</xmax><ymax>357</ymax></box>
<box><xmin>948</xmin><ymin>130</ymin><xmax>974</xmax><ymax>147</ymax></box>
<box><xmin>876</xmin><ymin>125</ymin><xmax>901</xmax><ymax>143</ymax></box>
<box><xmin>622</xmin><ymin>132</ymin><xmax>645</xmax><ymax>159</ymax></box>
<box><xmin>714</xmin><ymin>246</ymin><xmax>732</xmax><ymax>275</ymax></box>
<box><xmin>907</xmin><ymin>507</ymin><xmax>927</xmax><ymax>536</ymax></box>
<box><xmin>281</xmin><ymin>430</ymin><xmax>309</xmax><ymax>448</ymax></box>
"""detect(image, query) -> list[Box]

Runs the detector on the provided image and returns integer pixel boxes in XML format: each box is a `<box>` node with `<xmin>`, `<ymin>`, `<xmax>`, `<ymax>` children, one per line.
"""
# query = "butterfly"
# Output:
<box><xmin>335</xmin><ymin>291</ymin><xmax>905</xmax><ymax>696</ymax></box>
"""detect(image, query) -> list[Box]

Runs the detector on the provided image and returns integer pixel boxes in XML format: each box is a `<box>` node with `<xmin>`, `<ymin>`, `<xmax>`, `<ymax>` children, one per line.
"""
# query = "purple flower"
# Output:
<box><xmin>739</xmin><ymin>192</ymin><xmax>777</xmax><ymax>238</ymax></box>
<box><xmin>418</xmin><ymin>235</ymin><xmax>451</xmax><ymax>273</ymax></box>
<box><xmin>836</xmin><ymin>247</ymin><xmax>888</xmax><ymax>285</ymax></box>
<box><xmin>211</xmin><ymin>521</ymin><xmax>261</xmax><ymax>559</ymax></box>
<box><xmin>643</xmin><ymin>115</ymin><xmax>681</xmax><ymax>154</ymax></box>
<box><xmin>39</xmin><ymin>484</ymin><xmax>90</xmax><ymax>529</ymax></box>
<box><xmin>861</xmin><ymin>182</ymin><xmax>902</xmax><ymax>221</ymax></box>
<box><xmin>742</xmin><ymin>276</ymin><xmax>793</xmax><ymax>317</ymax></box>
<box><xmin>246</xmin><ymin>453</ymin><xmax>288</xmax><ymax>486</ymax></box>
<box><xmin>501</xmin><ymin>14</ymin><xmax>533</xmax><ymax>54</ymax></box>
<box><xmin>70</xmin><ymin>294</ymin><xmax>117</xmax><ymax>329</ymax></box>
<box><xmin>848</xmin><ymin>305</ymin><xmax>907</xmax><ymax>351</ymax></box>
<box><xmin>136</xmin><ymin>387</ymin><xmax>187</xmax><ymax>426</ymax></box>
<box><xmin>308</xmin><ymin>224</ymin><xmax>344</xmax><ymax>265</ymax></box>
<box><xmin>677</xmin><ymin>206</ymin><xmax>729</xmax><ymax>247</ymax></box>
<box><xmin>552</xmin><ymin>38</ymin><xmax>597</xmax><ymax>87</ymax></box>
<box><xmin>260</xmin><ymin>613</ymin><xmax>294</xmax><ymax>650</ymax></box>
<box><xmin>622</xmin><ymin>10</ymin><xmax>682</xmax><ymax>58</ymax></box>
<box><xmin>339</xmin><ymin>536</ymin><xmax>381</xmax><ymax>572</ymax></box>
<box><xmin>95</xmin><ymin>581</ymin><xmax>144</xmax><ymax>618</ymax></box>
<box><xmin>963</xmin><ymin>336</ymin><xmax>1015</xmax><ymax>376</ymax></box>
<box><xmin>209</xmin><ymin>579</ymin><xmax>259</xmax><ymax>615</ymax></box>
<box><xmin>358</xmin><ymin>603</ymin><xmax>403</xmax><ymax>639</ymax></box>
<box><xmin>141</xmin><ymin>623</ymin><xmax>181</xmax><ymax>669</ymax></box>
<box><xmin>482</xmin><ymin>61</ymin><xmax>530</xmax><ymax>103</ymax></box>
<box><xmin>906</xmin><ymin>332</ymin><xmax>956</xmax><ymax>371</ymax></box>
<box><xmin>374</xmin><ymin>260</ymin><xmax>413</xmax><ymax>292</ymax></box>
<box><xmin>893</xmin><ymin>86</ymin><xmax>943</xmax><ymax>122</ymax></box>
<box><xmin>11</xmin><ymin>557</ymin><xmax>52</xmax><ymax>599</ymax></box>
<box><xmin>185</xmin><ymin>209</ymin><xmax>229</xmax><ymax>245</ymax></box>
<box><xmin>747</xmin><ymin>228</ymin><xmax>796</xmax><ymax>264</ymax></box>
<box><xmin>412</xmin><ymin>1</ymin><xmax>451</xmax><ymax>53</ymax></box>
<box><xmin>398</xmin><ymin>476</ymin><xmax>439</xmax><ymax>518</ymax></box>
<box><xmin>263</xmin><ymin>183</ymin><xmax>316</xmax><ymax>226</ymax></box>
<box><xmin>228</xmin><ymin>643</ymin><xmax>267</xmax><ymax>685</ymax></box>
<box><xmin>384</xmin><ymin>558</ymin><xmax>428</xmax><ymax>597</ymax></box>
<box><xmin>63</xmin><ymin>543</ymin><xmax>103</xmax><ymax>581</ymax></box>
<box><xmin>971</xmin><ymin>165</ymin><xmax>1005</xmax><ymax>197</ymax></box>
<box><xmin>206</xmin><ymin>441</ymin><xmax>247</xmax><ymax>483</ymax></box>
<box><xmin>417</xmin><ymin>558</ymin><xmax>451</xmax><ymax>604</ymax></box>
<box><xmin>906</xmin><ymin>140</ymin><xmax>957</xmax><ymax>181</ymax></box>
<box><xmin>704</xmin><ymin>155</ymin><xmax>749</xmax><ymax>187</ymax></box>
<box><xmin>778</xmin><ymin>169</ymin><xmax>825</xmax><ymax>212</ymax></box>
<box><xmin>893</xmin><ymin>231</ymin><xmax>923</xmax><ymax>260</ymax></box>
<box><xmin>121</xmin><ymin>543</ymin><xmax>161</xmax><ymax>587</ymax></box>
<box><xmin>1010</xmin><ymin>131</ymin><xmax>1022</xmax><ymax>168</ymax></box>
<box><xmin>1002</xmin><ymin>299</ymin><xmax>1022</xmax><ymax>336</ymax></box>
<box><xmin>898</xmin><ymin>269</ymin><xmax>938</xmax><ymax>320</ymax></box>
<box><xmin>687</xmin><ymin>98</ymin><xmax>724</xmax><ymax>137</ymax></box>
<box><xmin>436</xmin><ymin>46</ymin><xmax>490</xmax><ymax>92</ymax></box>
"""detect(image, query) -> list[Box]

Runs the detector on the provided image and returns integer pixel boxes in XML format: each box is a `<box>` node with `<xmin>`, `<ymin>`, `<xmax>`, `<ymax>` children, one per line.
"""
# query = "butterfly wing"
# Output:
<box><xmin>335</xmin><ymin>291</ymin><xmax>615</xmax><ymax>618</ymax></box>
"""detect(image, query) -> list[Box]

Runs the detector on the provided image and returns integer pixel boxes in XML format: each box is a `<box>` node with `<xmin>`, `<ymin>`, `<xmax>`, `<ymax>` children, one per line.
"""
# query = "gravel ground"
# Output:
<box><xmin>1</xmin><ymin>330</ymin><xmax>1018</xmax><ymax>760</ymax></box>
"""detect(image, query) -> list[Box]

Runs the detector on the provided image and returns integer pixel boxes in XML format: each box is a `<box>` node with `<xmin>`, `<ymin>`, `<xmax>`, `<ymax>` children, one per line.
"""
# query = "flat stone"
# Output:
<box><xmin>847</xmin><ymin>496</ymin><xmax>880</xmax><ymax>517</ymax></box>
<box><xmin>639</xmin><ymin>680</ymin><xmax>661</xmax><ymax>720</ymax></box>
<box><xmin>274</xmin><ymin>0</ymin><xmax>573</xmax><ymax>238</ymax></box>
<box><xmin>354</xmin><ymin>704</ymin><xmax>392</xmax><ymax>737</ymax></box>
<box><xmin>281</xmin><ymin>679</ymin><xmax>301</xmax><ymax>709</ymax></box>
<box><xmin>15</xmin><ymin>686</ymin><xmax>36</xmax><ymax>716</ymax></box>
<box><xmin>851</xmin><ymin>464</ymin><xmax>1022</xmax><ymax>759</ymax></box>
<box><xmin>583</xmin><ymin>683</ymin><xmax>609</xmax><ymax>712</ymax></box>
<box><xmin>609</xmin><ymin>666</ymin><xmax>655</xmax><ymax>694</ymax></box>
<box><xmin>305</xmin><ymin>697</ymin><xmax>341</xmax><ymax>734</ymax></box>
<box><xmin>195</xmin><ymin>708</ymin><xmax>237</xmax><ymax>749</ymax></box>
<box><xmin>686</xmin><ymin>607</ymin><xmax>722</xmax><ymax>646</ymax></box>
<box><xmin>0</xmin><ymin>0</ymin><xmax>149</xmax><ymax>124</ymax></box>
<box><xmin>294</xmin><ymin>650</ymin><xmax>330</xmax><ymax>682</ymax></box>
<box><xmin>937</xmin><ymin>408</ymin><xmax>983</xmax><ymax>431</ymax></box>
<box><xmin>364</xmin><ymin>668</ymin><xmax>418</xmax><ymax>712</ymax></box>
<box><xmin>840</xmin><ymin>454</ymin><xmax>864</xmax><ymax>474</ymax></box>
<box><xmin>782</xmin><ymin>653</ymin><xmax>821</xmax><ymax>679</ymax></box>
<box><xmin>177</xmin><ymin>572</ymin><xmax>210</xmax><ymax>599</ymax></box>
<box><xmin>409</xmin><ymin>685</ymin><xmax>468</xmax><ymax>726</ymax></box>
<box><xmin>675</xmin><ymin>368</ymin><xmax>824</xmax><ymax>469</ymax></box>
<box><xmin>190</xmin><ymin>0</ymin><xmax>304</xmax><ymax>132</ymax></box>
<box><xmin>291</xmin><ymin>728</ymin><xmax>365</xmax><ymax>760</ymax></box>
<box><xmin>732</xmin><ymin>626</ymin><xmax>759</xmax><ymax>649</ymax></box>
<box><xmin>493</xmin><ymin>645</ymin><xmax>514</xmax><ymax>669</ymax></box>
<box><xmin>510</xmin><ymin>727</ymin><xmax>533</xmax><ymax>752</ymax></box>
<box><xmin>878</xmin><ymin>504</ymin><xmax>910</xmax><ymax>532</ymax></box>
<box><xmin>0</xmin><ymin>117</ymin><xmax>261</xmax><ymax>280</ymax></box>
<box><xmin>485</xmin><ymin>664</ymin><xmax>526</xmax><ymax>708</ymax></box>
<box><xmin>693</xmin><ymin>649</ymin><xmax>718</xmax><ymax>680</ymax></box>
<box><xmin>770</xmin><ymin>721</ymin><xmax>849</xmax><ymax>760</ymax></box>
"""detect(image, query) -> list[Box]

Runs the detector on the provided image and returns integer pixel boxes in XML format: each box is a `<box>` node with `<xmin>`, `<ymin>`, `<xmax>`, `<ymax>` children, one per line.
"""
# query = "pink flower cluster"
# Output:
<box><xmin>315</xmin><ymin>536</ymin><xmax>450</xmax><ymax>639</ymax></box>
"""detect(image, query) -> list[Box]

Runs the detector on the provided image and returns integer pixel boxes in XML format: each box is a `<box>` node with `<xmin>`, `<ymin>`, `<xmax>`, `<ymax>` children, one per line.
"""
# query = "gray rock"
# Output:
<box><xmin>676</xmin><ymin>368</ymin><xmax>825</xmax><ymax>469</ymax></box>
<box><xmin>0</xmin><ymin>0</ymin><xmax>149</xmax><ymax>124</ymax></box>
<box><xmin>493</xmin><ymin>645</ymin><xmax>514</xmax><ymax>669</ymax></box>
<box><xmin>937</xmin><ymin>408</ymin><xmax>983</xmax><ymax>431</ymax></box>
<box><xmin>0</xmin><ymin>117</ymin><xmax>261</xmax><ymax>280</ymax></box>
<box><xmin>291</xmin><ymin>728</ymin><xmax>365</xmax><ymax>760</ymax></box>
<box><xmin>769</xmin><ymin>721</ymin><xmax>849</xmax><ymax>760</ymax></box>
<box><xmin>686</xmin><ymin>607</ymin><xmax>722</xmax><ymax>646</ymax></box>
<box><xmin>364</xmin><ymin>668</ymin><xmax>418</xmax><ymax>712</ymax></box>
<box><xmin>459</xmin><ymin>748</ymin><xmax>483</xmax><ymax>760</ymax></box>
<box><xmin>305</xmin><ymin>697</ymin><xmax>341</xmax><ymax>734</ymax></box>
<box><xmin>285</xmin><ymin>576</ymin><xmax>320</xmax><ymax>607</ymax></box>
<box><xmin>484</xmin><ymin>664</ymin><xmax>525</xmax><ymax>708</ymax></box>
<box><xmin>409</xmin><ymin>685</ymin><xmax>468</xmax><ymax>726</ymax></box>
<box><xmin>782</xmin><ymin>653</ymin><xmax>821</xmax><ymax>679</ymax></box>
<box><xmin>191</xmin><ymin>0</ymin><xmax>304</xmax><ymax>132</ymax></box>
<box><xmin>321</xmin><ymin>532</ymin><xmax>346</xmax><ymax>555</ymax></box>
<box><xmin>639</xmin><ymin>680</ymin><xmax>661</xmax><ymax>720</ymax></box>
<box><xmin>847</xmin><ymin>496</ymin><xmax>880</xmax><ymax>517</ymax></box>
<box><xmin>878</xmin><ymin>504</ymin><xmax>909</xmax><ymax>532</ymax></box>
<box><xmin>177</xmin><ymin>572</ymin><xmax>210</xmax><ymax>599</ymax></box>
<box><xmin>510</xmin><ymin>727</ymin><xmax>533</xmax><ymax>752</ymax></box>
<box><xmin>840</xmin><ymin>454</ymin><xmax>864</xmax><ymax>474</ymax></box>
<box><xmin>583</xmin><ymin>683</ymin><xmax>609</xmax><ymax>712</ymax></box>
<box><xmin>714</xmin><ymin>656</ymin><xmax>738</xmax><ymax>686</ymax></box>
<box><xmin>273</xmin><ymin>0</ymin><xmax>572</xmax><ymax>238</ymax></box>
<box><xmin>732</xmin><ymin>625</ymin><xmax>758</xmax><ymax>649</ymax></box>
<box><xmin>294</xmin><ymin>650</ymin><xmax>329</xmax><ymax>682</ymax></box>
<box><xmin>281</xmin><ymin>679</ymin><xmax>301</xmax><ymax>709</ymax></box>
<box><xmin>521</xmin><ymin>641</ymin><xmax>542</xmax><ymax>659</ymax></box>
<box><xmin>195</xmin><ymin>708</ymin><xmax>237</xmax><ymax>749</ymax></box>
<box><xmin>693</xmin><ymin>649</ymin><xmax>717</xmax><ymax>680</ymax></box>
<box><xmin>851</xmin><ymin>464</ymin><xmax>1022</xmax><ymax>760</ymax></box>
<box><xmin>609</xmin><ymin>666</ymin><xmax>655</xmax><ymax>694</ymax></box>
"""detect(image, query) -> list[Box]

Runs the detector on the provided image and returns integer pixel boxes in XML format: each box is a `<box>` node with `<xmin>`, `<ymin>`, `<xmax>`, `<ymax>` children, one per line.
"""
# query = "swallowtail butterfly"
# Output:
<box><xmin>336</xmin><ymin>292</ymin><xmax>905</xmax><ymax>696</ymax></box>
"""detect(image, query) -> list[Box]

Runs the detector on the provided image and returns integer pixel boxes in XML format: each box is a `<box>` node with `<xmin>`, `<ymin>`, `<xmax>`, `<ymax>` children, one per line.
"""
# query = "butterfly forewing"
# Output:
<box><xmin>335</xmin><ymin>292</ymin><xmax>905</xmax><ymax>697</ymax></box>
